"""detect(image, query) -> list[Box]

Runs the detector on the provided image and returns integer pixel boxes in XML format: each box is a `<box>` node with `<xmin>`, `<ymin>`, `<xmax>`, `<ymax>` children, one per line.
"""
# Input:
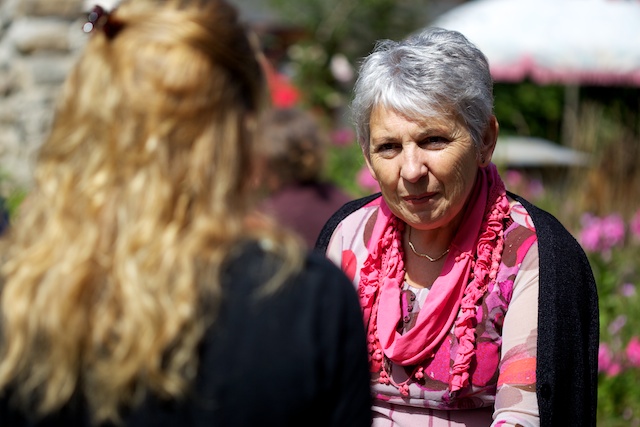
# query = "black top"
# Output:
<box><xmin>0</xmin><ymin>243</ymin><xmax>372</xmax><ymax>427</ymax></box>
<box><xmin>315</xmin><ymin>192</ymin><xmax>599</xmax><ymax>427</ymax></box>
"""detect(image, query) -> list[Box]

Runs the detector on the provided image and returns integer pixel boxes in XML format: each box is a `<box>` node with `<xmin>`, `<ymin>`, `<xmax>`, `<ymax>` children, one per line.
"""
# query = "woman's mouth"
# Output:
<box><xmin>403</xmin><ymin>192</ymin><xmax>437</xmax><ymax>204</ymax></box>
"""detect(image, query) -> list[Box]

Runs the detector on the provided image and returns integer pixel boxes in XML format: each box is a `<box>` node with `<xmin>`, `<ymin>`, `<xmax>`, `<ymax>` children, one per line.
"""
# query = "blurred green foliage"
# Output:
<box><xmin>325</xmin><ymin>142</ymin><xmax>366</xmax><ymax>197</ymax></box>
<box><xmin>493</xmin><ymin>82</ymin><xmax>565</xmax><ymax>141</ymax></box>
<box><xmin>574</xmin><ymin>220</ymin><xmax>640</xmax><ymax>426</ymax></box>
<box><xmin>268</xmin><ymin>0</ymin><xmax>427</xmax><ymax>56</ymax></box>
<box><xmin>268</xmin><ymin>0</ymin><xmax>429</xmax><ymax>115</ymax></box>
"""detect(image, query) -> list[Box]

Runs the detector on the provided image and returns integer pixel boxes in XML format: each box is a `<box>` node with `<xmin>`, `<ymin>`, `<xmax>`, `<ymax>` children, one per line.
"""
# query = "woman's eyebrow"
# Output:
<box><xmin>370</xmin><ymin>135</ymin><xmax>399</xmax><ymax>145</ymax></box>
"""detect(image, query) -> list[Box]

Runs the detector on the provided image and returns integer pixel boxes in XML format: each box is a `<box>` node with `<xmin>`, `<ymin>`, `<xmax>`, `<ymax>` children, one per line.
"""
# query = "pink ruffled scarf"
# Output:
<box><xmin>359</xmin><ymin>164</ymin><xmax>510</xmax><ymax>396</ymax></box>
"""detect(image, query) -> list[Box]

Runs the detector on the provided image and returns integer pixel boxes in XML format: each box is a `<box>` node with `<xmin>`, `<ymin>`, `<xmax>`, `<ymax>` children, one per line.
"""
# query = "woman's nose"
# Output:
<box><xmin>400</xmin><ymin>148</ymin><xmax>428</xmax><ymax>183</ymax></box>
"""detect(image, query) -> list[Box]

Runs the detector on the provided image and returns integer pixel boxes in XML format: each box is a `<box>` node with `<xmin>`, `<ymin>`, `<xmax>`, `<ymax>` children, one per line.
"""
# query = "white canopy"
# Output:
<box><xmin>431</xmin><ymin>0</ymin><xmax>640</xmax><ymax>86</ymax></box>
<box><xmin>493</xmin><ymin>136</ymin><xmax>591</xmax><ymax>167</ymax></box>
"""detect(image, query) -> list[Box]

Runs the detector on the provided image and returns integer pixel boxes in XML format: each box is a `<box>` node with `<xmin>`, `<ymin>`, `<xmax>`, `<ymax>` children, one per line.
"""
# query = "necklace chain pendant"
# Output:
<box><xmin>407</xmin><ymin>228</ymin><xmax>450</xmax><ymax>262</ymax></box>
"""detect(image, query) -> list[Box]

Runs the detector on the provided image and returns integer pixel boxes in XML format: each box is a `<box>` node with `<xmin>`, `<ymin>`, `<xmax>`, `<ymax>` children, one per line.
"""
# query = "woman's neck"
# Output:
<box><xmin>402</xmin><ymin>225</ymin><xmax>453</xmax><ymax>289</ymax></box>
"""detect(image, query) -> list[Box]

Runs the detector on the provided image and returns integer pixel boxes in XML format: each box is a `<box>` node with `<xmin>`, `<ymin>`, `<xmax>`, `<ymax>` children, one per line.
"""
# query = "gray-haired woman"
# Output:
<box><xmin>317</xmin><ymin>27</ymin><xmax>598</xmax><ymax>426</ymax></box>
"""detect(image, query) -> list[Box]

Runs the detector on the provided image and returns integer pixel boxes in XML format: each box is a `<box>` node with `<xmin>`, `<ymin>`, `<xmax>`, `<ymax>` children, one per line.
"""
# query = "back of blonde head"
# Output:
<box><xmin>0</xmin><ymin>0</ymin><xmax>301</xmax><ymax>422</ymax></box>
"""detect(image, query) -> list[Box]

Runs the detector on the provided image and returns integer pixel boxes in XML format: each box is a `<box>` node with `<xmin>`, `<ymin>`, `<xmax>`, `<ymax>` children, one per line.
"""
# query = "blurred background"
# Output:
<box><xmin>0</xmin><ymin>0</ymin><xmax>639</xmax><ymax>424</ymax></box>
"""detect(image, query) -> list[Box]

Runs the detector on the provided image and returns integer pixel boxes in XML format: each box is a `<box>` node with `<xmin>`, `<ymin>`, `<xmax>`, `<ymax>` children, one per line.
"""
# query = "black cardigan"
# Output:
<box><xmin>315</xmin><ymin>192</ymin><xmax>599</xmax><ymax>427</ymax></box>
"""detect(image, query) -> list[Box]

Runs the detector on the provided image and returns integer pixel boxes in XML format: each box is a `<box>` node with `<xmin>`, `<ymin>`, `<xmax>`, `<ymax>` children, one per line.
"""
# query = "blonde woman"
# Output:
<box><xmin>0</xmin><ymin>1</ymin><xmax>371</xmax><ymax>426</ymax></box>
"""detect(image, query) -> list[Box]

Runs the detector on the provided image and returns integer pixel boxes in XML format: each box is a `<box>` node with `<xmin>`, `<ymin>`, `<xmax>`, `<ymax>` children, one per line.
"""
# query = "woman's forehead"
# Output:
<box><xmin>371</xmin><ymin>102</ymin><xmax>462</xmax><ymax>128</ymax></box>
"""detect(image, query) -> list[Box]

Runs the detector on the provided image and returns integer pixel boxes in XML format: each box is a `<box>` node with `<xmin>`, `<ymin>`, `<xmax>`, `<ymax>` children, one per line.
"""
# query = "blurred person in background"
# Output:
<box><xmin>317</xmin><ymin>27</ymin><xmax>598</xmax><ymax>426</ymax></box>
<box><xmin>0</xmin><ymin>0</ymin><xmax>371</xmax><ymax>425</ymax></box>
<box><xmin>257</xmin><ymin>108</ymin><xmax>352</xmax><ymax>248</ymax></box>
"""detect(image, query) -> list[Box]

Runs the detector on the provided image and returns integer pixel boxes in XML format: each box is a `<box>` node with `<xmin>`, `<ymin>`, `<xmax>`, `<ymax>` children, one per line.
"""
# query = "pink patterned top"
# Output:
<box><xmin>326</xmin><ymin>197</ymin><xmax>540</xmax><ymax>426</ymax></box>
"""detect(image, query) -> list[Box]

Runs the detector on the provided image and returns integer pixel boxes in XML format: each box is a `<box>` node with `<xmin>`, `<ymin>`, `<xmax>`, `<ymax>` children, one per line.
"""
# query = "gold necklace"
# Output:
<box><xmin>407</xmin><ymin>227</ymin><xmax>450</xmax><ymax>262</ymax></box>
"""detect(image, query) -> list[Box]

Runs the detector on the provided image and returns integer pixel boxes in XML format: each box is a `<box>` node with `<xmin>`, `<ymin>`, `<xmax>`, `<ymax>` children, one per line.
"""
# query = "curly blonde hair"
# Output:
<box><xmin>0</xmin><ymin>0</ymin><xmax>302</xmax><ymax>423</ymax></box>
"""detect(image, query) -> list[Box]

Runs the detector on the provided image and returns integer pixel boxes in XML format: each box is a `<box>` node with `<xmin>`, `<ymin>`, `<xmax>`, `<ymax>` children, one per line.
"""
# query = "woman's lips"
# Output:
<box><xmin>403</xmin><ymin>192</ymin><xmax>436</xmax><ymax>204</ymax></box>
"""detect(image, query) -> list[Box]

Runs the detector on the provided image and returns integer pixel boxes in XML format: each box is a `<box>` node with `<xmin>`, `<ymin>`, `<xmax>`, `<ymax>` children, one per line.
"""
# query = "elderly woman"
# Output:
<box><xmin>0</xmin><ymin>0</ymin><xmax>371</xmax><ymax>425</ymax></box>
<box><xmin>317</xmin><ymin>28</ymin><xmax>598</xmax><ymax>426</ymax></box>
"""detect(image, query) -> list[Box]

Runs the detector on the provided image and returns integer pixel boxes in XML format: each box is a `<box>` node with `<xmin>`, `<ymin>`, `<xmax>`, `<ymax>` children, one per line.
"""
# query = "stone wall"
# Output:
<box><xmin>0</xmin><ymin>0</ymin><xmax>89</xmax><ymax>193</ymax></box>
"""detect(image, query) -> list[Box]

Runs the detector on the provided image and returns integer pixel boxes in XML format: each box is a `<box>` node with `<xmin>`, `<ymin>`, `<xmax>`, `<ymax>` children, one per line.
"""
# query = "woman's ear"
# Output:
<box><xmin>479</xmin><ymin>115</ymin><xmax>499</xmax><ymax>167</ymax></box>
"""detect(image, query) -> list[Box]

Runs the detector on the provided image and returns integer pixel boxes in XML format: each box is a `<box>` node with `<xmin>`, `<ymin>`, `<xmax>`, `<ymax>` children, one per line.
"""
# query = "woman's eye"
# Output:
<box><xmin>421</xmin><ymin>136</ymin><xmax>449</xmax><ymax>146</ymax></box>
<box><xmin>375</xmin><ymin>143</ymin><xmax>398</xmax><ymax>153</ymax></box>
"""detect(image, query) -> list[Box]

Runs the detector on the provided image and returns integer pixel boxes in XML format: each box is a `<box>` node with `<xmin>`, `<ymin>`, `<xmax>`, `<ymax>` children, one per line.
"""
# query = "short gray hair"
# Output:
<box><xmin>351</xmin><ymin>27</ymin><xmax>494</xmax><ymax>158</ymax></box>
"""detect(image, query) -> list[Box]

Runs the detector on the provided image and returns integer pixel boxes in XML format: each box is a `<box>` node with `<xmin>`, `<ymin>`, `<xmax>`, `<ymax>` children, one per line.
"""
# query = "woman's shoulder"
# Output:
<box><xmin>506</xmin><ymin>192</ymin><xmax>592</xmax><ymax>274</ymax></box>
<box><xmin>508</xmin><ymin>195</ymin><xmax>537</xmax><ymax>232</ymax></box>
<box><xmin>224</xmin><ymin>240</ymin><xmax>354</xmax><ymax>297</ymax></box>
<box><xmin>315</xmin><ymin>193</ymin><xmax>382</xmax><ymax>252</ymax></box>
<box><xmin>507</xmin><ymin>192</ymin><xmax>580</xmax><ymax>245</ymax></box>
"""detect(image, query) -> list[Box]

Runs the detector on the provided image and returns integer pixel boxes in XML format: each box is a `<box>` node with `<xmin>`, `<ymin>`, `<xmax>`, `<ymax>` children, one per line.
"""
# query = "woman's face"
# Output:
<box><xmin>366</xmin><ymin>104</ymin><xmax>497</xmax><ymax>232</ymax></box>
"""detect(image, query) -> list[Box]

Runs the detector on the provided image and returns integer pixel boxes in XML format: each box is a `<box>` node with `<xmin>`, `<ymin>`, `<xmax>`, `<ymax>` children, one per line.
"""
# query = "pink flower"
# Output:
<box><xmin>626</xmin><ymin>337</ymin><xmax>640</xmax><ymax>368</ymax></box>
<box><xmin>330</xmin><ymin>128</ymin><xmax>355</xmax><ymax>146</ymax></box>
<box><xmin>357</xmin><ymin>166</ymin><xmax>380</xmax><ymax>193</ymax></box>
<box><xmin>599</xmin><ymin>342</ymin><xmax>626</xmax><ymax>377</ymax></box>
<box><xmin>601</xmin><ymin>214</ymin><xmax>625</xmax><ymax>248</ymax></box>
<box><xmin>579</xmin><ymin>214</ymin><xmax>602</xmax><ymax>253</ymax></box>
<box><xmin>606</xmin><ymin>362</ymin><xmax>622</xmax><ymax>377</ymax></box>
<box><xmin>330</xmin><ymin>54</ymin><xmax>354</xmax><ymax>83</ymax></box>
<box><xmin>599</xmin><ymin>343</ymin><xmax>614</xmax><ymax>373</ymax></box>
<box><xmin>527</xmin><ymin>178</ymin><xmax>545</xmax><ymax>199</ymax></box>
<box><xmin>608</xmin><ymin>315</ymin><xmax>627</xmax><ymax>336</ymax></box>
<box><xmin>621</xmin><ymin>283</ymin><xmax>636</xmax><ymax>297</ymax></box>
<box><xmin>504</xmin><ymin>170</ymin><xmax>523</xmax><ymax>188</ymax></box>
<box><xmin>578</xmin><ymin>213</ymin><xmax>625</xmax><ymax>254</ymax></box>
